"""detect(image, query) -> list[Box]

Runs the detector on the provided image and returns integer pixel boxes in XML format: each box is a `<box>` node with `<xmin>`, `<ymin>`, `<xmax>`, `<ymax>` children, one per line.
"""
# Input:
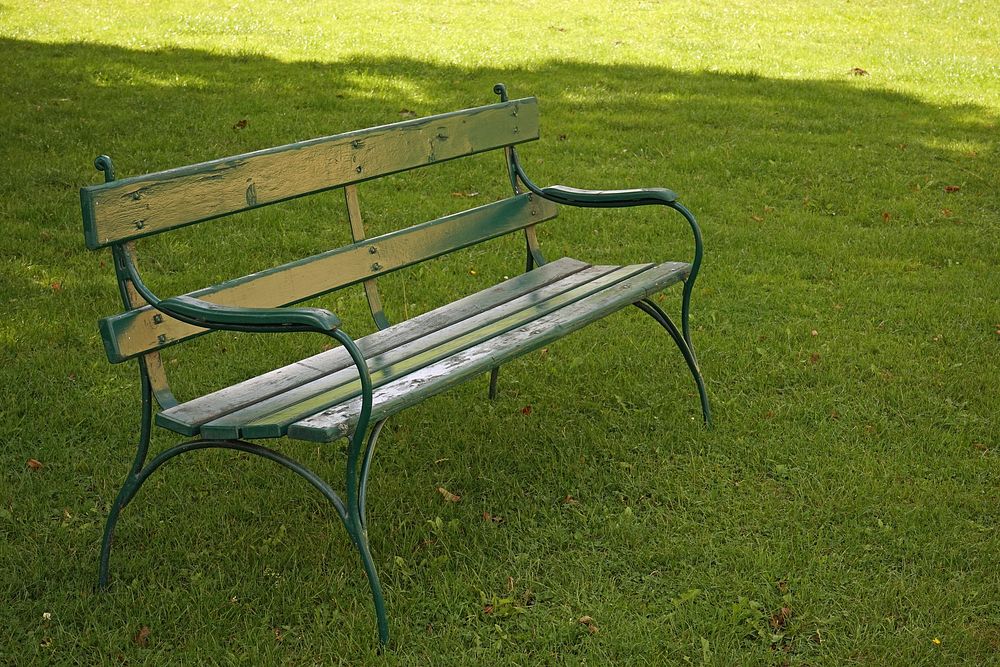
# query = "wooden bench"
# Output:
<box><xmin>81</xmin><ymin>84</ymin><xmax>710</xmax><ymax>646</ymax></box>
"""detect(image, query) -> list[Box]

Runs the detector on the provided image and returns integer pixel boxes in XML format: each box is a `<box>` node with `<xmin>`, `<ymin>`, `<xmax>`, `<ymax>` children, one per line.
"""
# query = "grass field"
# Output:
<box><xmin>1</xmin><ymin>1</ymin><xmax>998</xmax><ymax>663</ymax></box>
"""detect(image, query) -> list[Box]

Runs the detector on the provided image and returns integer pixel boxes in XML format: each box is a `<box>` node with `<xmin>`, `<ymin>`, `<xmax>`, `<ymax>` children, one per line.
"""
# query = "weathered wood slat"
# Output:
<box><xmin>101</xmin><ymin>193</ymin><xmax>559</xmax><ymax>363</ymax></box>
<box><xmin>156</xmin><ymin>257</ymin><xmax>590</xmax><ymax>435</ymax></box>
<box><xmin>199</xmin><ymin>264</ymin><xmax>646</xmax><ymax>440</ymax></box>
<box><xmin>287</xmin><ymin>261</ymin><xmax>691</xmax><ymax>442</ymax></box>
<box><xmin>81</xmin><ymin>98</ymin><xmax>539</xmax><ymax>249</ymax></box>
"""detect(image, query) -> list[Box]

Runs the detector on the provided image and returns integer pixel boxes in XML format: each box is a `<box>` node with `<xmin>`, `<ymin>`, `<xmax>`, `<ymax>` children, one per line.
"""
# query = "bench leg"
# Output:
<box><xmin>488</xmin><ymin>366</ymin><xmax>501</xmax><ymax>400</ymax></box>
<box><xmin>98</xmin><ymin>360</ymin><xmax>154</xmax><ymax>589</ymax></box>
<box><xmin>633</xmin><ymin>298</ymin><xmax>712</xmax><ymax>426</ymax></box>
<box><xmin>96</xmin><ymin>430</ymin><xmax>392</xmax><ymax>645</ymax></box>
<box><xmin>345</xmin><ymin>419</ymin><xmax>390</xmax><ymax>646</ymax></box>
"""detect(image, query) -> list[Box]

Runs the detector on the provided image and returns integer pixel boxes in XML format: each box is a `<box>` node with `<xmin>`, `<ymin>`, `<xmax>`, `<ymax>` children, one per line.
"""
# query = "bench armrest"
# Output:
<box><xmin>157</xmin><ymin>295</ymin><xmax>341</xmax><ymax>333</ymax></box>
<box><xmin>537</xmin><ymin>185</ymin><xmax>678</xmax><ymax>208</ymax></box>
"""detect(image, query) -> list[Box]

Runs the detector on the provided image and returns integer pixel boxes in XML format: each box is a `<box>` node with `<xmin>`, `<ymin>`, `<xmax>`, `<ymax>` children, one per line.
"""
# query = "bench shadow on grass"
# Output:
<box><xmin>2</xmin><ymin>36</ymin><xmax>997</xmax><ymax>655</ymax></box>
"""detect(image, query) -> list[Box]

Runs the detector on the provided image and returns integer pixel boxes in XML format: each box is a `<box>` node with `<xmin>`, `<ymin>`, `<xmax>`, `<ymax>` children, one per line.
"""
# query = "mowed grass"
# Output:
<box><xmin>1</xmin><ymin>1</ymin><xmax>998</xmax><ymax>663</ymax></box>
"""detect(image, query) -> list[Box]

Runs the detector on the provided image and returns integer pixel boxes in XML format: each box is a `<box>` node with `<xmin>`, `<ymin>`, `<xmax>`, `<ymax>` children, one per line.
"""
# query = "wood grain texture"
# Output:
<box><xmin>198</xmin><ymin>264</ymin><xmax>637</xmax><ymax>440</ymax></box>
<box><xmin>287</xmin><ymin>261</ymin><xmax>691</xmax><ymax>442</ymax></box>
<box><xmin>81</xmin><ymin>98</ymin><xmax>539</xmax><ymax>248</ymax></box>
<box><xmin>100</xmin><ymin>193</ymin><xmax>558</xmax><ymax>363</ymax></box>
<box><xmin>156</xmin><ymin>257</ymin><xmax>590</xmax><ymax>435</ymax></box>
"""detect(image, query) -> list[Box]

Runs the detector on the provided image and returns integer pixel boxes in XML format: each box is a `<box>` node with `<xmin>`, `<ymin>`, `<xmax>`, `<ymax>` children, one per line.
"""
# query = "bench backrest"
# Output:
<box><xmin>82</xmin><ymin>97</ymin><xmax>559</xmax><ymax>364</ymax></box>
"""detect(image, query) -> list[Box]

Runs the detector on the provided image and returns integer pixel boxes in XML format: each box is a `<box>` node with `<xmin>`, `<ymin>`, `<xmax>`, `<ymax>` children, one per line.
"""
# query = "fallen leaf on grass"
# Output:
<box><xmin>850</xmin><ymin>67</ymin><xmax>869</xmax><ymax>76</ymax></box>
<box><xmin>399</xmin><ymin>109</ymin><xmax>417</xmax><ymax>118</ymax></box>
<box><xmin>483</xmin><ymin>604</ymin><xmax>494</xmax><ymax>614</ymax></box>
<box><xmin>133</xmin><ymin>626</ymin><xmax>151</xmax><ymax>647</ymax></box>
<box><xmin>881</xmin><ymin>211</ymin><xmax>891</xmax><ymax>222</ymax></box>
<box><xmin>233</xmin><ymin>119</ymin><xmax>248</xmax><ymax>130</ymax></box>
<box><xmin>26</xmin><ymin>459</ymin><xmax>43</xmax><ymax>471</ymax></box>
<box><xmin>520</xmin><ymin>405</ymin><xmax>532</xmax><ymax>416</ymax></box>
<box><xmin>437</xmin><ymin>487</ymin><xmax>461</xmax><ymax>503</ymax></box>
<box><xmin>578</xmin><ymin>616</ymin><xmax>599</xmax><ymax>634</ymax></box>
<box><xmin>809</xmin><ymin>353</ymin><xmax>821</xmax><ymax>364</ymax></box>
<box><xmin>941</xmin><ymin>208</ymin><xmax>953</xmax><ymax>217</ymax></box>
<box><xmin>562</xmin><ymin>495</ymin><xmax>579</xmax><ymax>505</ymax></box>
<box><xmin>944</xmin><ymin>185</ymin><xmax>961</xmax><ymax>193</ymax></box>
<box><xmin>482</xmin><ymin>511</ymin><xmax>504</xmax><ymax>523</ymax></box>
<box><xmin>972</xmin><ymin>443</ymin><xmax>988</xmax><ymax>452</ymax></box>
<box><xmin>770</xmin><ymin>606</ymin><xmax>792</xmax><ymax>630</ymax></box>
<box><xmin>810</xmin><ymin>329</ymin><xmax>819</xmax><ymax>337</ymax></box>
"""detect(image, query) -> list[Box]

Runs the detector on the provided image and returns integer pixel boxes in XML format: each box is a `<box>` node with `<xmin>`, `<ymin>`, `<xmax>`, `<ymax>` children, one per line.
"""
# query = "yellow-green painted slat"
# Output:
<box><xmin>156</xmin><ymin>257</ymin><xmax>591</xmax><ymax>435</ymax></box>
<box><xmin>287</xmin><ymin>261</ymin><xmax>692</xmax><ymax>443</ymax></box>
<box><xmin>200</xmin><ymin>264</ymin><xmax>655</xmax><ymax>440</ymax></box>
<box><xmin>81</xmin><ymin>98</ymin><xmax>539</xmax><ymax>249</ymax></box>
<box><xmin>101</xmin><ymin>193</ymin><xmax>558</xmax><ymax>363</ymax></box>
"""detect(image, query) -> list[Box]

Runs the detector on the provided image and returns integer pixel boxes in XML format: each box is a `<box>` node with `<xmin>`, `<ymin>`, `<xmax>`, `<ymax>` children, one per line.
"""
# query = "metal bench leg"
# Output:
<box><xmin>633</xmin><ymin>298</ymin><xmax>712</xmax><ymax>426</ymax></box>
<box><xmin>346</xmin><ymin>417</ymin><xmax>390</xmax><ymax>646</ymax></box>
<box><xmin>98</xmin><ymin>362</ymin><xmax>154</xmax><ymax>589</ymax></box>
<box><xmin>488</xmin><ymin>367</ymin><xmax>501</xmax><ymax>400</ymax></box>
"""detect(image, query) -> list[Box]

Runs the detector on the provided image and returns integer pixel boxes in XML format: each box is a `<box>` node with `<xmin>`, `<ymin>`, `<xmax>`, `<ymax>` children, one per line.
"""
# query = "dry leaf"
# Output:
<box><xmin>770</xmin><ymin>606</ymin><xmax>792</xmax><ymax>630</ymax></box>
<box><xmin>850</xmin><ymin>67</ymin><xmax>869</xmax><ymax>76</ymax></box>
<box><xmin>578</xmin><ymin>616</ymin><xmax>599</xmax><ymax>634</ymax></box>
<box><xmin>26</xmin><ymin>459</ymin><xmax>43</xmax><ymax>471</ymax></box>
<box><xmin>751</xmin><ymin>215</ymin><xmax>764</xmax><ymax>222</ymax></box>
<box><xmin>881</xmin><ymin>211</ymin><xmax>891</xmax><ymax>222</ymax></box>
<box><xmin>437</xmin><ymin>487</ymin><xmax>461</xmax><ymax>503</ymax></box>
<box><xmin>809</xmin><ymin>353</ymin><xmax>820</xmax><ymax>364</ymax></box>
<box><xmin>483</xmin><ymin>604</ymin><xmax>494</xmax><ymax>614</ymax></box>
<box><xmin>562</xmin><ymin>495</ymin><xmax>579</xmax><ymax>505</ymax></box>
<box><xmin>233</xmin><ymin>119</ymin><xmax>248</xmax><ymax>130</ymax></box>
<box><xmin>810</xmin><ymin>329</ymin><xmax>819</xmax><ymax>337</ymax></box>
<box><xmin>520</xmin><ymin>405</ymin><xmax>533</xmax><ymax>416</ymax></box>
<box><xmin>133</xmin><ymin>626</ymin><xmax>151</xmax><ymax>647</ymax></box>
<box><xmin>944</xmin><ymin>185</ymin><xmax>961</xmax><ymax>193</ymax></box>
<box><xmin>399</xmin><ymin>109</ymin><xmax>417</xmax><ymax>118</ymax></box>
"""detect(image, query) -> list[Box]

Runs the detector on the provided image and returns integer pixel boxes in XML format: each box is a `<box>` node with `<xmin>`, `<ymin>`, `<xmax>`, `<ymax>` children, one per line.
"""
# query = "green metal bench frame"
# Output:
<box><xmin>81</xmin><ymin>84</ymin><xmax>710</xmax><ymax>646</ymax></box>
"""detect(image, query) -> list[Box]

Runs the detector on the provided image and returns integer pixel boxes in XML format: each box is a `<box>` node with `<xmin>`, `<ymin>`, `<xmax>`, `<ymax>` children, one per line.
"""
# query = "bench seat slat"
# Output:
<box><xmin>157</xmin><ymin>257</ymin><xmax>590</xmax><ymax>435</ymax></box>
<box><xmin>199</xmin><ymin>264</ymin><xmax>639</xmax><ymax>439</ymax></box>
<box><xmin>102</xmin><ymin>192</ymin><xmax>558</xmax><ymax>363</ymax></box>
<box><xmin>287</xmin><ymin>260</ymin><xmax>691</xmax><ymax>443</ymax></box>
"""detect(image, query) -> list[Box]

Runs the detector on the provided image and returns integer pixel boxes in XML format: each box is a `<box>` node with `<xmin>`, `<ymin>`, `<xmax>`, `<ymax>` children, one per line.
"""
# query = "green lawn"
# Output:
<box><xmin>2</xmin><ymin>1</ymin><xmax>998</xmax><ymax>663</ymax></box>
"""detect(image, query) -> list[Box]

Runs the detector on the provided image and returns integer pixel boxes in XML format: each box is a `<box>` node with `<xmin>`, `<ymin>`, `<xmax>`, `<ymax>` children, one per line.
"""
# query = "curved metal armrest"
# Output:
<box><xmin>539</xmin><ymin>184</ymin><xmax>678</xmax><ymax>208</ymax></box>
<box><xmin>156</xmin><ymin>295</ymin><xmax>341</xmax><ymax>333</ymax></box>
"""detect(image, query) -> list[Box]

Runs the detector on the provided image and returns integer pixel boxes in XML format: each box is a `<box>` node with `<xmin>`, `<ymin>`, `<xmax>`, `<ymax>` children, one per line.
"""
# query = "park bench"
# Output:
<box><xmin>81</xmin><ymin>84</ymin><xmax>710</xmax><ymax>646</ymax></box>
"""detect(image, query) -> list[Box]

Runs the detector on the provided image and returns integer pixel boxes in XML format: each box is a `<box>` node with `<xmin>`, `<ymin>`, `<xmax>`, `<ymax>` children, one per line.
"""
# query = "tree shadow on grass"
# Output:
<box><xmin>1</xmin><ymin>37</ymin><xmax>998</xmax><ymax>662</ymax></box>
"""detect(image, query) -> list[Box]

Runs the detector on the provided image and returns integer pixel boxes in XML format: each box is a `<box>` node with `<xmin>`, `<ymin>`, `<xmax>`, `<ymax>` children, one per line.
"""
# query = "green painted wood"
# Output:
<box><xmin>198</xmin><ymin>264</ymin><xmax>665</xmax><ymax>440</ymax></box>
<box><xmin>81</xmin><ymin>98</ymin><xmax>539</xmax><ymax>249</ymax></box>
<box><xmin>101</xmin><ymin>193</ymin><xmax>559</xmax><ymax>363</ymax></box>
<box><xmin>156</xmin><ymin>257</ymin><xmax>590</xmax><ymax>435</ymax></box>
<box><xmin>287</xmin><ymin>261</ymin><xmax>691</xmax><ymax>442</ymax></box>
